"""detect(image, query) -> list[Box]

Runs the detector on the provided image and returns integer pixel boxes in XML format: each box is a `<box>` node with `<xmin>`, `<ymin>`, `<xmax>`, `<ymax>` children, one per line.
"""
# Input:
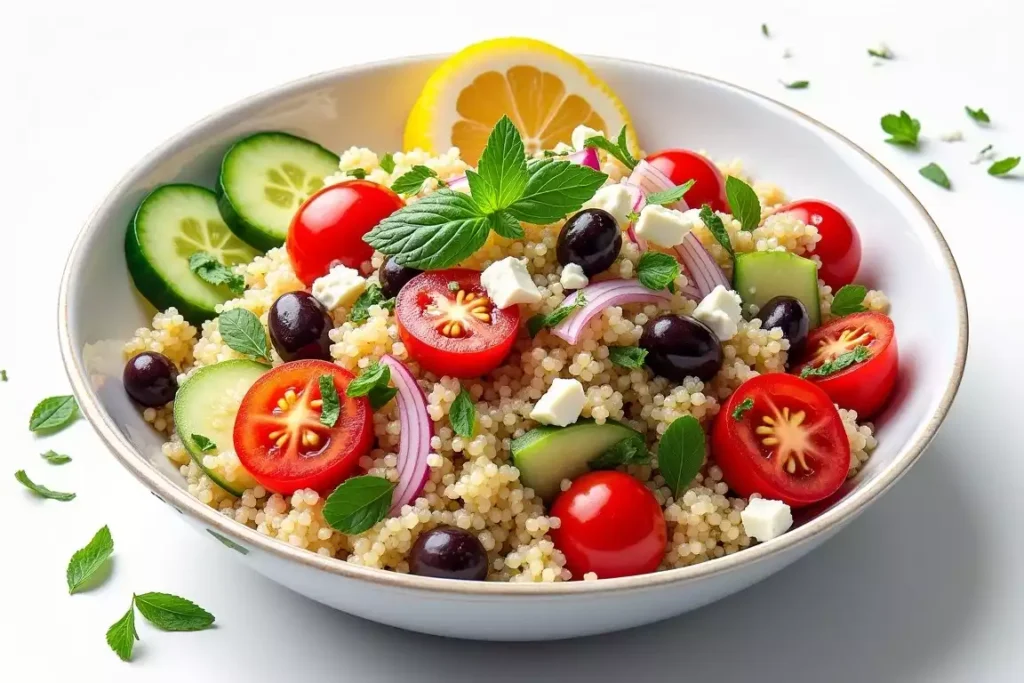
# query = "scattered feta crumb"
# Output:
<box><xmin>530</xmin><ymin>378</ymin><xmax>586</xmax><ymax>427</ymax></box>
<box><xmin>311</xmin><ymin>265</ymin><xmax>366</xmax><ymax>311</ymax></box>
<box><xmin>634</xmin><ymin>204</ymin><xmax>697</xmax><ymax>248</ymax></box>
<box><xmin>480</xmin><ymin>257</ymin><xmax>542</xmax><ymax>309</ymax></box>
<box><xmin>582</xmin><ymin>184</ymin><xmax>634</xmax><ymax>228</ymax></box>
<box><xmin>551</xmin><ymin>141</ymin><xmax>574</xmax><ymax>155</ymax></box>
<box><xmin>571</xmin><ymin>124</ymin><xmax>605</xmax><ymax>152</ymax></box>
<box><xmin>971</xmin><ymin>145</ymin><xmax>997</xmax><ymax>165</ymax></box>
<box><xmin>741</xmin><ymin>498</ymin><xmax>793</xmax><ymax>541</ymax></box>
<box><xmin>939</xmin><ymin>130</ymin><xmax>964</xmax><ymax>142</ymax></box>
<box><xmin>559</xmin><ymin>263</ymin><xmax>589</xmax><ymax>291</ymax></box>
<box><xmin>781</xmin><ymin>47</ymin><xmax>793</xmax><ymax>59</ymax></box>
<box><xmin>692</xmin><ymin>285</ymin><xmax>743</xmax><ymax>341</ymax></box>
<box><xmin>869</xmin><ymin>42</ymin><xmax>893</xmax><ymax>59</ymax></box>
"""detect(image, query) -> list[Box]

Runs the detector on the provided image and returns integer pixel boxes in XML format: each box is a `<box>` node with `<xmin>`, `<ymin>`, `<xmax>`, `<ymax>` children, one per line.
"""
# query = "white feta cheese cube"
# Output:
<box><xmin>571</xmin><ymin>124</ymin><xmax>606</xmax><ymax>152</ymax></box>
<box><xmin>692</xmin><ymin>285</ymin><xmax>743</xmax><ymax>341</ymax></box>
<box><xmin>480</xmin><ymin>257</ymin><xmax>542</xmax><ymax>309</ymax></box>
<box><xmin>634</xmin><ymin>204</ymin><xmax>697</xmax><ymax>248</ymax></box>
<box><xmin>559</xmin><ymin>263</ymin><xmax>589</xmax><ymax>291</ymax></box>
<box><xmin>741</xmin><ymin>498</ymin><xmax>793</xmax><ymax>542</ymax></box>
<box><xmin>939</xmin><ymin>130</ymin><xmax>963</xmax><ymax>142</ymax></box>
<box><xmin>581</xmin><ymin>184</ymin><xmax>634</xmax><ymax>228</ymax></box>
<box><xmin>311</xmin><ymin>265</ymin><xmax>367</xmax><ymax>312</ymax></box>
<box><xmin>529</xmin><ymin>378</ymin><xmax>586</xmax><ymax>427</ymax></box>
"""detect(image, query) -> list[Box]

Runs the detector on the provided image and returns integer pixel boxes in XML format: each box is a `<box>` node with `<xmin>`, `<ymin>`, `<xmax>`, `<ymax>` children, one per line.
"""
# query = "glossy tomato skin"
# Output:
<box><xmin>396</xmin><ymin>268</ymin><xmax>520</xmax><ymax>378</ymax></box>
<box><xmin>645</xmin><ymin>149</ymin><xmax>729</xmax><ymax>213</ymax></box>
<box><xmin>287</xmin><ymin>180</ymin><xmax>404</xmax><ymax>286</ymax></box>
<box><xmin>551</xmin><ymin>471</ymin><xmax>666</xmax><ymax>579</ymax></box>
<box><xmin>777</xmin><ymin>200</ymin><xmax>861</xmax><ymax>289</ymax></box>
<box><xmin>234</xmin><ymin>360</ymin><xmax>373</xmax><ymax>495</ymax></box>
<box><xmin>713</xmin><ymin>374</ymin><xmax>850</xmax><ymax>507</ymax></box>
<box><xmin>792</xmin><ymin>312</ymin><xmax>898</xmax><ymax>419</ymax></box>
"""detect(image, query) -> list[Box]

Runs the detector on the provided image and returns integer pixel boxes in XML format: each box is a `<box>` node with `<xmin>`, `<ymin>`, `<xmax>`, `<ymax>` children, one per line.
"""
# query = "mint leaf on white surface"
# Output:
<box><xmin>988</xmin><ymin>156</ymin><xmax>1020</xmax><ymax>176</ymax></box>
<box><xmin>919</xmin><ymin>162</ymin><xmax>952</xmax><ymax>189</ymax></box>
<box><xmin>14</xmin><ymin>470</ymin><xmax>75</xmax><ymax>501</ymax></box>
<box><xmin>67</xmin><ymin>525</ymin><xmax>114</xmax><ymax>594</ymax></box>
<box><xmin>29</xmin><ymin>395</ymin><xmax>78</xmax><ymax>432</ymax></box>
<box><xmin>780</xmin><ymin>79</ymin><xmax>809</xmax><ymax>89</ymax></box>
<box><xmin>41</xmin><ymin>449</ymin><xmax>72</xmax><ymax>465</ymax></box>
<box><xmin>105</xmin><ymin>600</ymin><xmax>138</xmax><ymax>662</ymax></box>
<box><xmin>965</xmin><ymin>106</ymin><xmax>990</xmax><ymax>124</ymax></box>
<box><xmin>881</xmin><ymin>110</ymin><xmax>921</xmax><ymax>147</ymax></box>
<box><xmin>133</xmin><ymin>592</ymin><xmax>215</xmax><ymax>632</ymax></box>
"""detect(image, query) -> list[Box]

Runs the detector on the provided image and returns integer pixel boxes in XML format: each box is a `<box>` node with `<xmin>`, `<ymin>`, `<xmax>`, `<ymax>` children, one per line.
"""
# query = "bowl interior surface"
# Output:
<box><xmin>61</xmin><ymin>55</ymin><xmax>966</xmax><ymax>594</ymax></box>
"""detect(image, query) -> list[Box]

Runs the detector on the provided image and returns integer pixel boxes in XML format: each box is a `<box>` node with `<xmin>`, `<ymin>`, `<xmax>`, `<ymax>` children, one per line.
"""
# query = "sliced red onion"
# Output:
<box><xmin>621</xmin><ymin>182</ymin><xmax>648</xmax><ymax>250</ymax></box>
<box><xmin>444</xmin><ymin>147</ymin><xmax>600</xmax><ymax>193</ymax></box>
<box><xmin>380</xmin><ymin>355</ymin><xmax>432</xmax><ymax>514</ymax></box>
<box><xmin>673</xmin><ymin>232</ymin><xmax>729</xmax><ymax>298</ymax></box>
<box><xmin>628</xmin><ymin>160</ymin><xmax>689</xmax><ymax>212</ymax></box>
<box><xmin>552</xmin><ymin>279</ymin><xmax>672</xmax><ymax>344</ymax></box>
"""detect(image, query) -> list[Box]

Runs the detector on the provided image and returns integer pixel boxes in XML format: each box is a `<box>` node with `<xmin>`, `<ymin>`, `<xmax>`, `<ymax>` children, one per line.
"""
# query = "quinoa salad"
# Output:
<box><xmin>119</xmin><ymin>38</ymin><xmax>897</xmax><ymax>583</ymax></box>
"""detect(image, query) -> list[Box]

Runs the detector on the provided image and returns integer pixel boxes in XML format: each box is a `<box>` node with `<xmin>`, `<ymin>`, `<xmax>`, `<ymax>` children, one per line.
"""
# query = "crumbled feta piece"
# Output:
<box><xmin>741</xmin><ymin>498</ymin><xmax>793</xmax><ymax>541</ymax></box>
<box><xmin>559</xmin><ymin>263</ymin><xmax>589</xmax><ymax>290</ymax></box>
<box><xmin>939</xmin><ymin>130</ymin><xmax>964</xmax><ymax>142</ymax></box>
<box><xmin>529</xmin><ymin>378</ymin><xmax>586</xmax><ymax>427</ymax></box>
<box><xmin>634</xmin><ymin>204</ymin><xmax>698</xmax><ymax>248</ymax></box>
<box><xmin>311</xmin><ymin>265</ymin><xmax>366</xmax><ymax>311</ymax></box>
<box><xmin>869</xmin><ymin>41</ymin><xmax>893</xmax><ymax>59</ymax></box>
<box><xmin>582</xmin><ymin>184</ymin><xmax>634</xmax><ymax>228</ymax></box>
<box><xmin>480</xmin><ymin>257</ymin><xmax>542</xmax><ymax>309</ymax></box>
<box><xmin>551</xmin><ymin>141</ymin><xmax>574</xmax><ymax>155</ymax></box>
<box><xmin>692</xmin><ymin>285</ymin><xmax>743</xmax><ymax>341</ymax></box>
<box><xmin>571</xmin><ymin>125</ymin><xmax>606</xmax><ymax>152</ymax></box>
<box><xmin>781</xmin><ymin>47</ymin><xmax>793</xmax><ymax>59</ymax></box>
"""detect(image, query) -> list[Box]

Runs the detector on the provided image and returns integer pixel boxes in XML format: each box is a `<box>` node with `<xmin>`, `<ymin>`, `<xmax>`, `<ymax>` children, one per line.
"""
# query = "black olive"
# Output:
<box><xmin>556</xmin><ymin>208</ymin><xmax>622</xmax><ymax>277</ymax></box>
<box><xmin>379</xmin><ymin>257</ymin><xmax>422</xmax><ymax>299</ymax></box>
<box><xmin>639</xmin><ymin>314</ymin><xmax>723</xmax><ymax>382</ymax></box>
<box><xmin>268</xmin><ymin>291</ymin><xmax>333</xmax><ymax>362</ymax></box>
<box><xmin>409</xmin><ymin>526</ymin><xmax>488</xmax><ymax>581</ymax></box>
<box><xmin>123</xmin><ymin>352</ymin><xmax>178</xmax><ymax>407</ymax></box>
<box><xmin>757</xmin><ymin>296</ymin><xmax>810</xmax><ymax>360</ymax></box>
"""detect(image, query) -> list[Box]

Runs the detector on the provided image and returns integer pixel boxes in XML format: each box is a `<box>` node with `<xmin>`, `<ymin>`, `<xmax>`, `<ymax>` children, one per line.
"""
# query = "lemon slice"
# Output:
<box><xmin>405</xmin><ymin>37</ymin><xmax>636</xmax><ymax>165</ymax></box>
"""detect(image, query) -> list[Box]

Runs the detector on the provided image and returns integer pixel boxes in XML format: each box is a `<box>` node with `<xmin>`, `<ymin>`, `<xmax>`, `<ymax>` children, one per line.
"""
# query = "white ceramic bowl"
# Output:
<box><xmin>58</xmin><ymin>54</ymin><xmax>967</xmax><ymax>641</ymax></box>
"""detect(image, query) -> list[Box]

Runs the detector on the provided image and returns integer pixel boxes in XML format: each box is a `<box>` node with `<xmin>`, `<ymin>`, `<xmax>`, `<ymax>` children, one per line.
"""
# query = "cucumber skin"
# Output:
<box><xmin>216</xmin><ymin>132</ymin><xmax>340</xmax><ymax>251</ymax></box>
<box><xmin>125</xmin><ymin>183</ymin><xmax>220</xmax><ymax>326</ymax></box>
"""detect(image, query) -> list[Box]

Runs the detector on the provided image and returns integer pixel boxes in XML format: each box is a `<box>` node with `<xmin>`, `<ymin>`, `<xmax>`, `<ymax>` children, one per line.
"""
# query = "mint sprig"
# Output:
<box><xmin>583</xmin><ymin>126</ymin><xmax>638</xmax><ymax>170</ymax></box>
<box><xmin>881</xmin><ymin>110</ymin><xmax>921</xmax><ymax>147</ymax></box>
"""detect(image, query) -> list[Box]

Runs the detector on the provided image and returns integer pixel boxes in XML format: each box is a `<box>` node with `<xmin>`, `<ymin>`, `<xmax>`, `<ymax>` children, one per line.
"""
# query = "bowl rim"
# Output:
<box><xmin>58</xmin><ymin>52</ymin><xmax>969</xmax><ymax>597</ymax></box>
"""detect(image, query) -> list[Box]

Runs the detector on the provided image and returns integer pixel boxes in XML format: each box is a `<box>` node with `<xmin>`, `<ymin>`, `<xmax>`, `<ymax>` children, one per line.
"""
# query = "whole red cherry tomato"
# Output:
<box><xmin>645</xmin><ymin>149</ymin><xmax>729</xmax><ymax>213</ymax></box>
<box><xmin>777</xmin><ymin>199</ymin><xmax>861</xmax><ymax>289</ymax></box>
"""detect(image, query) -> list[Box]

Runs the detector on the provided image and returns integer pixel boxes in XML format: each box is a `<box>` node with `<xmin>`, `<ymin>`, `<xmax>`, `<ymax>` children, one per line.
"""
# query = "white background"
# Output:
<box><xmin>2</xmin><ymin>0</ymin><xmax>1021</xmax><ymax>680</ymax></box>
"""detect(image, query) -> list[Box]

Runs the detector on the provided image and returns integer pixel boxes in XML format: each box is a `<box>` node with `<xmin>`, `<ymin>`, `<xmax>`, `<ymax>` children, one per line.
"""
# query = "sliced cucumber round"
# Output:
<box><xmin>173</xmin><ymin>359</ymin><xmax>268</xmax><ymax>496</ymax></box>
<box><xmin>217</xmin><ymin>132</ymin><xmax>340</xmax><ymax>250</ymax></box>
<box><xmin>126</xmin><ymin>184</ymin><xmax>260</xmax><ymax>324</ymax></box>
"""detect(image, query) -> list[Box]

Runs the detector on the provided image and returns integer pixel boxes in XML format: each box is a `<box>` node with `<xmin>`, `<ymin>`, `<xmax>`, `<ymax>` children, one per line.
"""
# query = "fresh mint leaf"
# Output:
<box><xmin>965</xmin><ymin>106</ymin><xmax>990</xmax><ymax>124</ymax></box>
<box><xmin>364</xmin><ymin>190</ymin><xmax>491</xmax><ymax>270</ymax></box>
<box><xmin>349</xmin><ymin>284</ymin><xmax>395</xmax><ymax>324</ymax></box>
<box><xmin>583</xmin><ymin>127</ymin><xmax>637</xmax><ymax>170</ymax></box>
<box><xmin>41</xmin><ymin>450</ymin><xmax>72</xmax><ymax>465</ymax></box>
<box><xmin>881</xmin><ymin>110</ymin><xmax>921</xmax><ymax>147</ymax></box>
<box><xmin>725</xmin><ymin>176</ymin><xmax>761</xmax><ymax>230</ymax></box>
<box><xmin>988</xmin><ymin>156</ymin><xmax>1020</xmax><ymax>176</ymax></box>
<box><xmin>645</xmin><ymin>180</ymin><xmax>696</xmax><ymax>207</ymax></box>
<box><xmin>191</xmin><ymin>434</ymin><xmax>216</xmax><ymax>453</ymax></box>
<box><xmin>318</xmin><ymin>374</ymin><xmax>340</xmax><ymax>427</ymax></box>
<box><xmin>449</xmin><ymin>386</ymin><xmax>476</xmax><ymax>438</ymax></box>
<box><xmin>616</xmin><ymin>126</ymin><xmax>639</xmax><ymax>168</ymax></box>
<box><xmin>1</xmin><ymin>369</ymin><xmax>7</xmax><ymax>381</ymax></box>
<box><xmin>761</xmin><ymin>23</ymin><xmax>770</xmax><ymax>37</ymax></box>
<box><xmin>526</xmin><ymin>292</ymin><xmax>588</xmax><ymax>337</ymax></box>
<box><xmin>868</xmin><ymin>45</ymin><xmax>893</xmax><ymax>59</ymax></box>
<box><xmin>732</xmin><ymin>397</ymin><xmax>755</xmax><ymax>420</ymax></box>
<box><xmin>106</xmin><ymin>599</ymin><xmax>138</xmax><ymax>662</ymax></box>
<box><xmin>607</xmin><ymin>346</ymin><xmax>648</xmax><ymax>369</ymax></box>
<box><xmin>637</xmin><ymin>251</ymin><xmax>680</xmax><ymax>291</ymax></box>
<box><xmin>67</xmin><ymin>525</ymin><xmax>114</xmax><ymax>594</ymax></box>
<box><xmin>379</xmin><ymin>153</ymin><xmax>396</xmax><ymax>174</ymax></box>
<box><xmin>589</xmin><ymin>434</ymin><xmax>650</xmax><ymax>470</ymax></box>
<box><xmin>346</xmin><ymin>362</ymin><xmax>390</xmax><ymax>398</ymax></box>
<box><xmin>489</xmin><ymin>210</ymin><xmax>525</xmax><ymax>240</ymax></box>
<box><xmin>507</xmin><ymin>158</ymin><xmax>608</xmax><ymax>225</ymax></box>
<box><xmin>699</xmin><ymin>205</ymin><xmax>734</xmax><ymax>257</ymax></box>
<box><xmin>657</xmin><ymin>415</ymin><xmax>705</xmax><ymax>498</ymax></box>
<box><xmin>391</xmin><ymin>165</ymin><xmax>440</xmax><ymax>196</ymax></box>
<box><xmin>322</xmin><ymin>475</ymin><xmax>395</xmax><ymax>534</ymax></box>
<box><xmin>29</xmin><ymin>395</ymin><xmax>78</xmax><ymax>432</ymax></box>
<box><xmin>801</xmin><ymin>346</ymin><xmax>871</xmax><ymax>378</ymax></box>
<box><xmin>348</xmin><ymin>168</ymin><xmax>368</xmax><ymax>180</ymax></box>
<box><xmin>188</xmin><ymin>252</ymin><xmax>245</xmax><ymax>296</ymax></box>
<box><xmin>830</xmin><ymin>284</ymin><xmax>868</xmax><ymax>316</ymax></box>
<box><xmin>474</xmin><ymin>115</ymin><xmax>529</xmax><ymax>212</ymax></box>
<box><xmin>133</xmin><ymin>592</ymin><xmax>215</xmax><ymax>632</ymax></box>
<box><xmin>218</xmin><ymin>309</ymin><xmax>271</xmax><ymax>363</ymax></box>
<box><xmin>15</xmin><ymin>470</ymin><xmax>75</xmax><ymax>501</ymax></box>
<box><xmin>368</xmin><ymin>385</ymin><xmax>398</xmax><ymax>410</ymax></box>
<box><xmin>919</xmin><ymin>162</ymin><xmax>951</xmax><ymax>189</ymax></box>
<box><xmin>780</xmin><ymin>80</ymin><xmax>810</xmax><ymax>89</ymax></box>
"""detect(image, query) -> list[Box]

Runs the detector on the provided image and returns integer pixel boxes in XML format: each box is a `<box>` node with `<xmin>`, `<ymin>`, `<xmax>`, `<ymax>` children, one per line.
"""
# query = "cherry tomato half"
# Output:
<box><xmin>551</xmin><ymin>471</ymin><xmax>667</xmax><ymax>579</ymax></box>
<box><xmin>713</xmin><ymin>374</ymin><xmax>850</xmax><ymax>508</ymax></box>
<box><xmin>645</xmin><ymin>149</ymin><xmax>729</xmax><ymax>213</ymax></box>
<box><xmin>791</xmin><ymin>311</ymin><xmax>898</xmax><ymax>419</ymax></box>
<box><xmin>287</xmin><ymin>180</ymin><xmax>404</xmax><ymax>286</ymax></box>
<box><xmin>777</xmin><ymin>200</ymin><xmax>861</xmax><ymax>289</ymax></box>
<box><xmin>234</xmin><ymin>360</ymin><xmax>373</xmax><ymax>494</ymax></box>
<box><xmin>396</xmin><ymin>268</ymin><xmax>519</xmax><ymax>378</ymax></box>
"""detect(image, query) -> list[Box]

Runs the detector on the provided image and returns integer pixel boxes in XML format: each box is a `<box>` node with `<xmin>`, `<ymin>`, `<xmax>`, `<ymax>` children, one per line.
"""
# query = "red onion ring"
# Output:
<box><xmin>628</xmin><ymin>160</ymin><xmax>689</xmax><ymax>212</ymax></box>
<box><xmin>673</xmin><ymin>233</ymin><xmax>729</xmax><ymax>298</ymax></box>
<box><xmin>621</xmin><ymin>182</ymin><xmax>649</xmax><ymax>250</ymax></box>
<box><xmin>380</xmin><ymin>355</ymin><xmax>433</xmax><ymax>514</ymax></box>
<box><xmin>551</xmin><ymin>280</ymin><xmax>672</xmax><ymax>344</ymax></box>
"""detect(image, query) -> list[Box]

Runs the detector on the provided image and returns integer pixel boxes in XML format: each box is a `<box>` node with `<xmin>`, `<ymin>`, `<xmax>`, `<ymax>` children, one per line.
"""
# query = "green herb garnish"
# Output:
<box><xmin>607</xmin><ymin>346</ymin><xmax>649</xmax><ymax>369</ymax></box>
<box><xmin>637</xmin><ymin>251</ymin><xmax>680</xmax><ymax>292</ymax></box>
<box><xmin>368</xmin><ymin>386</ymin><xmax>398</xmax><ymax>410</ymax></box>
<box><xmin>379</xmin><ymin>153</ymin><xmax>396</xmax><ymax>174</ymax></box>
<box><xmin>919</xmin><ymin>162</ymin><xmax>951</xmax><ymax>189</ymax></box>
<box><xmin>589</xmin><ymin>434</ymin><xmax>650</xmax><ymax>470</ymax></box>
<box><xmin>489</xmin><ymin>210</ymin><xmax>526</xmax><ymax>240</ymax></box>
<box><xmin>830</xmin><ymin>284</ymin><xmax>868</xmax><ymax>316</ymax></box>
<box><xmin>449</xmin><ymin>386</ymin><xmax>476</xmax><ymax>437</ymax></box>
<box><xmin>14</xmin><ymin>470</ymin><xmax>75</xmax><ymax>501</ymax></box>
<box><xmin>346</xmin><ymin>362</ymin><xmax>391</xmax><ymax>398</ymax></box>
<box><xmin>657</xmin><ymin>415</ymin><xmax>705</xmax><ymax>498</ymax></box>
<box><xmin>188</xmin><ymin>252</ymin><xmax>245</xmax><ymax>296</ymax></box>
<box><xmin>526</xmin><ymin>292</ymin><xmax>588</xmax><ymax>337</ymax></box>
<box><xmin>780</xmin><ymin>80</ymin><xmax>810</xmax><ymax>89</ymax></box>
<box><xmin>133</xmin><ymin>592</ymin><xmax>215</xmax><ymax>632</ymax></box>
<box><xmin>645</xmin><ymin>180</ymin><xmax>695</xmax><ymax>207</ymax></box>
<box><xmin>761</xmin><ymin>23</ymin><xmax>770</xmax><ymax>37</ymax></box>
<box><xmin>191</xmin><ymin>434</ymin><xmax>216</xmax><ymax>453</ymax></box>
<box><xmin>29</xmin><ymin>395</ymin><xmax>79</xmax><ymax>432</ymax></box>
<box><xmin>349</xmin><ymin>284</ymin><xmax>395</xmax><ymax>324</ymax></box>
<box><xmin>881</xmin><ymin>110</ymin><xmax>921</xmax><ymax>147</ymax></box>
<box><xmin>868</xmin><ymin>45</ymin><xmax>893</xmax><ymax>59</ymax></box>
<box><xmin>583</xmin><ymin>125</ymin><xmax>638</xmax><ymax>170</ymax></box>
<box><xmin>1</xmin><ymin>369</ymin><xmax>8</xmax><ymax>381</ymax></box>
<box><xmin>724</xmin><ymin>176</ymin><xmax>761</xmax><ymax>231</ymax></box>
<box><xmin>67</xmin><ymin>525</ymin><xmax>114</xmax><ymax>594</ymax></box>
<box><xmin>348</xmin><ymin>168</ymin><xmax>368</xmax><ymax>180</ymax></box>
<box><xmin>988</xmin><ymin>156</ymin><xmax>1020</xmax><ymax>177</ymax></box>
<box><xmin>106</xmin><ymin>599</ymin><xmax>138</xmax><ymax>662</ymax></box>
<box><xmin>41</xmin><ymin>450</ymin><xmax>72</xmax><ymax>465</ymax></box>
<box><xmin>732</xmin><ymin>397</ymin><xmax>755</xmax><ymax>420</ymax></box>
<box><xmin>965</xmin><ymin>106</ymin><xmax>990</xmax><ymax>124</ymax></box>
<box><xmin>322</xmin><ymin>475</ymin><xmax>395</xmax><ymax>534</ymax></box>
<box><xmin>391</xmin><ymin>165</ymin><xmax>442</xmax><ymax>195</ymax></box>
<box><xmin>218</xmin><ymin>309</ymin><xmax>271</xmax><ymax>364</ymax></box>
<box><xmin>318</xmin><ymin>375</ymin><xmax>341</xmax><ymax>427</ymax></box>
<box><xmin>801</xmin><ymin>346</ymin><xmax>872</xmax><ymax>378</ymax></box>
<box><xmin>698</xmin><ymin>204</ymin><xmax>735</xmax><ymax>257</ymax></box>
